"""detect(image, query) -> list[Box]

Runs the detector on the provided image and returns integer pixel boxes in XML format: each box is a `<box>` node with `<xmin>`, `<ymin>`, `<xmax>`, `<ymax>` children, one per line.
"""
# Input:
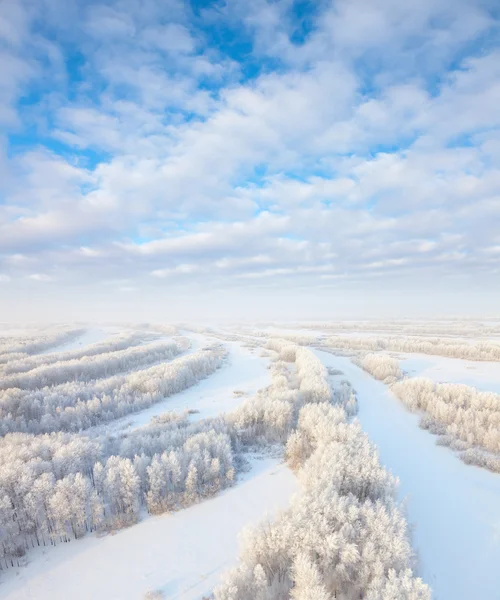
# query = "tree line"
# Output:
<box><xmin>1</xmin><ymin>331</ymin><xmax>161</xmax><ymax>376</ymax></box>
<box><xmin>391</xmin><ymin>378</ymin><xmax>500</xmax><ymax>473</ymax></box>
<box><xmin>324</xmin><ymin>335</ymin><xmax>500</xmax><ymax>362</ymax></box>
<box><xmin>271</xmin><ymin>319</ymin><xmax>500</xmax><ymax>339</ymax></box>
<box><xmin>0</xmin><ymin>345</ymin><xmax>225</xmax><ymax>434</ymax></box>
<box><xmin>0</xmin><ymin>338</ymin><xmax>191</xmax><ymax>391</ymax></box>
<box><xmin>0</xmin><ymin>329</ymin><xmax>85</xmax><ymax>365</ymax></box>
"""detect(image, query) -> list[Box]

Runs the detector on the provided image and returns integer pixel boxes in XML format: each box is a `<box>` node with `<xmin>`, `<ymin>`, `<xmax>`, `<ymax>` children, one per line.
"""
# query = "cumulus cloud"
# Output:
<box><xmin>27</xmin><ymin>273</ymin><xmax>54</xmax><ymax>282</ymax></box>
<box><xmin>0</xmin><ymin>0</ymin><xmax>499</xmax><ymax>318</ymax></box>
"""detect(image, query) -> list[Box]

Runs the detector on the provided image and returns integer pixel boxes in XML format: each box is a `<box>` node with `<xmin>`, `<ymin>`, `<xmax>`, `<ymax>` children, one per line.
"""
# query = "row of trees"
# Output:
<box><xmin>324</xmin><ymin>335</ymin><xmax>500</xmax><ymax>362</ymax></box>
<box><xmin>0</xmin><ymin>329</ymin><xmax>85</xmax><ymax>365</ymax></box>
<box><xmin>273</xmin><ymin>320</ymin><xmax>500</xmax><ymax>338</ymax></box>
<box><xmin>391</xmin><ymin>378</ymin><xmax>500</xmax><ymax>472</ymax></box>
<box><xmin>355</xmin><ymin>353</ymin><xmax>403</xmax><ymax>384</ymax></box>
<box><xmin>0</xmin><ymin>338</ymin><xmax>191</xmax><ymax>391</ymax></box>
<box><xmin>0</xmin><ymin>345</ymin><xmax>227</xmax><ymax>434</ymax></box>
<box><xmin>227</xmin><ymin>359</ymin><xmax>300</xmax><ymax>445</ymax></box>
<box><xmin>1</xmin><ymin>331</ymin><xmax>161</xmax><ymax>376</ymax></box>
<box><xmin>227</xmin><ymin>341</ymin><xmax>345</xmax><ymax>446</ymax></box>
<box><xmin>256</xmin><ymin>332</ymin><xmax>319</xmax><ymax>346</ymax></box>
<box><xmin>213</xmin><ymin>364</ymin><xmax>429</xmax><ymax>599</ymax></box>
<box><xmin>0</xmin><ymin>414</ymin><xmax>235</xmax><ymax>567</ymax></box>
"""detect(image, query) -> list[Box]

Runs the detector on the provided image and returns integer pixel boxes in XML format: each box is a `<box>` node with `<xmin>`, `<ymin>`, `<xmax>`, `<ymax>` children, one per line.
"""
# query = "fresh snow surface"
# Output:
<box><xmin>315</xmin><ymin>349</ymin><xmax>500</xmax><ymax>600</ymax></box>
<box><xmin>108</xmin><ymin>339</ymin><xmax>271</xmax><ymax>433</ymax></box>
<box><xmin>399</xmin><ymin>352</ymin><xmax>500</xmax><ymax>394</ymax></box>
<box><xmin>1</xmin><ymin>456</ymin><xmax>296</xmax><ymax>600</ymax></box>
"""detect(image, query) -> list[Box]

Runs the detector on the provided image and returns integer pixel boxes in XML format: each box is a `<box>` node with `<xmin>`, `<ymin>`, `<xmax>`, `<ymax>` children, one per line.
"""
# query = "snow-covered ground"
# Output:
<box><xmin>6</xmin><ymin>329</ymin><xmax>500</xmax><ymax>600</ymax></box>
<box><xmin>315</xmin><ymin>350</ymin><xmax>500</xmax><ymax>600</ymax></box>
<box><xmin>399</xmin><ymin>352</ymin><xmax>500</xmax><ymax>394</ymax></box>
<box><xmin>1</xmin><ymin>456</ymin><xmax>296</xmax><ymax>600</ymax></box>
<box><xmin>107</xmin><ymin>339</ymin><xmax>271</xmax><ymax>433</ymax></box>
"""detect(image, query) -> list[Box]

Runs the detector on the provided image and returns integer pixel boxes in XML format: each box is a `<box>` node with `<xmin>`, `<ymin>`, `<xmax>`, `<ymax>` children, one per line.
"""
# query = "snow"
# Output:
<box><xmin>1</xmin><ymin>456</ymin><xmax>296</xmax><ymax>600</ymax></box>
<box><xmin>40</xmin><ymin>328</ymin><xmax>117</xmax><ymax>354</ymax></box>
<box><xmin>314</xmin><ymin>349</ymin><xmax>500</xmax><ymax>600</ymax></box>
<box><xmin>107</xmin><ymin>339</ymin><xmax>271</xmax><ymax>433</ymax></box>
<box><xmin>399</xmin><ymin>352</ymin><xmax>500</xmax><ymax>394</ymax></box>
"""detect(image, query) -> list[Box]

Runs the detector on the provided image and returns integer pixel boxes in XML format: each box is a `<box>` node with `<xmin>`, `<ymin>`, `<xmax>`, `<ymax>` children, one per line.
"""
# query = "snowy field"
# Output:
<box><xmin>1</xmin><ymin>323</ymin><xmax>500</xmax><ymax>599</ymax></box>
<box><xmin>400</xmin><ymin>352</ymin><xmax>500</xmax><ymax>394</ymax></box>
<box><xmin>106</xmin><ymin>340</ymin><xmax>271</xmax><ymax>434</ymax></box>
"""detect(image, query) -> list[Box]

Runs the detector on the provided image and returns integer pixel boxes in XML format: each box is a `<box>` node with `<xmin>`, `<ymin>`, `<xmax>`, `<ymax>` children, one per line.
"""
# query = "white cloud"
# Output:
<box><xmin>28</xmin><ymin>273</ymin><xmax>54</xmax><ymax>282</ymax></box>
<box><xmin>79</xmin><ymin>246</ymin><xmax>102</xmax><ymax>258</ymax></box>
<box><xmin>0</xmin><ymin>0</ymin><xmax>499</xmax><ymax>318</ymax></box>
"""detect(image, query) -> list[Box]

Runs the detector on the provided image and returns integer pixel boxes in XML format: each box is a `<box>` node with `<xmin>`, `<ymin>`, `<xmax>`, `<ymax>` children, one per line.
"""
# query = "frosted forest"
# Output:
<box><xmin>0</xmin><ymin>321</ymin><xmax>499</xmax><ymax>599</ymax></box>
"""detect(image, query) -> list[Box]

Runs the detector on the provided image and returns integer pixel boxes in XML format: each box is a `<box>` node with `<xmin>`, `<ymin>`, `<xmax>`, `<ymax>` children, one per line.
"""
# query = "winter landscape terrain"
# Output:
<box><xmin>0</xmin><ymin>321</ymin><xmax>499</xmax><ymax>600</ymax></box>
<box><xmin>3</xmin><ymin>0</ymin><xmax>500</xmax><ymax>597</ymax></box>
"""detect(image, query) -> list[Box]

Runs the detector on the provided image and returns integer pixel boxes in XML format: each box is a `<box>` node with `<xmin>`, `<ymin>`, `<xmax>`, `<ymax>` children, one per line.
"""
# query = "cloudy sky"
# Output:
<box><xmin>1</xmin><ymin>0</ymin><xmax>499</xmax><ymax>321</ymax></box>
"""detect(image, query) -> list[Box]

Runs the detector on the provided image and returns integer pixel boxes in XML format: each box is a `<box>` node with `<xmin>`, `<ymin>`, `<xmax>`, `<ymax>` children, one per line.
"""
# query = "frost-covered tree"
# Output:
<box><xmin>0</xmin><ymin>344</ymin><xmax>226</xmax><ymax>434</ymax></box>
<box><xmin>324</xmin><ymin>334</ymin><xmax>500</xmax><ymax>362</ymax></box>
<box><xmin>391</xmin><ymin>377</ymin><xmax>500</xmax><ymax>472</ymax></box>
<box><xmin>355</xmin><ymin>353</ymin><xmax>403</xmax><ymax>383</ymax></box>
<box><xmin>291</xmin><ymin>553</ymin><xmax>331</xmax><ymax>600</ymax></box>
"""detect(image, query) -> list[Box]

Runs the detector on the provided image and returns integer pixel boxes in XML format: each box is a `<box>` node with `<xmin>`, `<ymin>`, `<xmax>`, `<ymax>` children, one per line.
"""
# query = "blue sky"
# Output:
<box><xmin>1</xmin><ymin>0</ymin><xmax>500</xmax><ymax>320</ymax></box>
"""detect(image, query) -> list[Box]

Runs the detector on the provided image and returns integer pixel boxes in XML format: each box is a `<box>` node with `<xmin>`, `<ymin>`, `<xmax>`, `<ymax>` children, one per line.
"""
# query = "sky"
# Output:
<box><xmin>0</xmin><ymin>0</ymin><xmax>500</xmax><ymax>321</ymax></box>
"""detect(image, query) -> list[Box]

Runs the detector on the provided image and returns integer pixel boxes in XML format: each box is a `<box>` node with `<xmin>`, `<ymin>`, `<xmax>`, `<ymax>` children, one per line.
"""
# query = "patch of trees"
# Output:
<box><xmin>295</xmin><ymin>347</ymin><xmax>333</xmax><ymax>403</ymax></box>
<box><xmin>0</xmin><ymin>329</ymin><xmax>86</xmax><ymax>365</ymax></box>
<box><xmin>324</xmin><ymin>335</ymin><xmax>500</xmax><ymax>362</ymax></box>
<box><xmin>227</xmin><ymin>344</ymin><xmax>343</xmax><ymax>447</ymax></box>
<box><xmin>354</xmin><ymin>353</ymin><xmax>403</xmax><ymax>384</ymax></box>
<box><xmin>213</xmin><ymin>400</ymin><xmax>429</xmax><ymax>599</ymax></box>
<box><xmin>2</xmin><ymin>331</ymin><xmax>161</xmax><ymax>376</ymax></box>
<box><xmin>0</xmin><ymin>345</ymin><xmax>226</xmax><ymax>434</ymax></box>
<box><xmin>0</xmin><ymin>413</ymin><xmax>235</xmax><ymax>568</ymax></box>
<box><xmin>391</xmin><ymin>378</ymin><xmax>500</xmax><ymax>473</ymax></box>
<box><xmin>0</xmin><ymin>338</ymin><xmax>191</xmax><ymax>391</ymax></box>
<box><xmin>227</xmin><ymin>359</ymin><xmax>300</xmax><ymax>445</ymax></box>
